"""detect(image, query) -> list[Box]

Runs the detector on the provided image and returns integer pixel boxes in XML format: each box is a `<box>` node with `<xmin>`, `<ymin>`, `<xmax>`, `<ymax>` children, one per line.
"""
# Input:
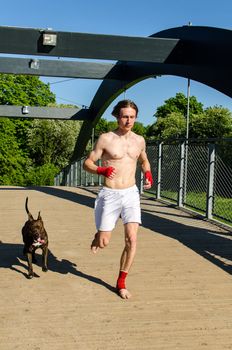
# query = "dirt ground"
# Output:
<box><xmin>0</xmin><ymin>186</ymin><xmax>231</xmax><ymax>350</ymax></box>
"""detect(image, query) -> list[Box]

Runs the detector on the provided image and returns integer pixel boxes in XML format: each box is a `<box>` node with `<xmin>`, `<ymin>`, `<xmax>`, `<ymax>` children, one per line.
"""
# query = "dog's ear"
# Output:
<box><xmin>37</xmin><ymin>211</ymin><xmax>42</xmax><ymax>220</ymax></box>
<box><xmin>28</xmin><ymin>212</ymin><xmax>34</xmax><ymax>221</ymax></box>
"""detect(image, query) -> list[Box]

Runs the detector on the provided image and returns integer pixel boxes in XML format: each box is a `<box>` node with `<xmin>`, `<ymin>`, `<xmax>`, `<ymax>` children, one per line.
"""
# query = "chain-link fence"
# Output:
<box><xmin>54</xmin><ymin>138</ymin><xmax>232</xmax><ymax>227</ymax></box>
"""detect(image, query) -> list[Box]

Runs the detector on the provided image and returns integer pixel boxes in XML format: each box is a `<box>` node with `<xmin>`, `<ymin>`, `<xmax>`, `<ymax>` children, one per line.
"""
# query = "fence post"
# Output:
<box><xmin>84</xmin><ymin>171</ymin><xmax>87</xmax><ymax>186</ymax></box>
<box><xmin>54</xmin><ymin>175</ymin><xmax>58</xmax><ymax>186</ymax></box>
<box><xmin>90</xmin><ymin>173</ymin><xmax>94</xmax><ymax>186</ymax></box>
<box><xmin>183</xmin><ymin>139</ymin><xmax>190</xmax><ymax>204</ymax></box>
<box><xmin>206</xmin><ymin>143</ymin><xmax>215</xmax><ymax>219</ymax></box>
<box><xmin>69</xmin><ymin>163</ymin><xmax>74</xmax><ymax>186</ymax></box>
<box><xmin>64</xmin><ymin>168</ymin><xmax>68</xmax><ymax>186</ymax></box>
<box><xmin>73</xmin><ymin>161</ymin><xmax>77</xmax><ymax>187</ymax></box>
<box><xmin>97</xmin><ymin>160</ymin><xmax>102</xmax><ymax>186</ymax></box>
<box><xmin>156</xmin><ymin>141</ymin><xmax>162</xmax><ymax>199</ymax></box>
<box><xmin>139</xmin><ymin>170</ymin><xmax>144</xmax><ymax>195</ymax></box>
<box><xmin>59</xmin><ymin>171</ymin><xmax>63</xmax><ymax>186</ymax></box>
<box><xmin>178</xmin><ymin>141</ymin><xmax>185</xmax><ymax>207</ymax></box>
<box><xmin>78</xmin><ymin>160</ymin><xmax>82</xmax><ymax>186</ymax></box>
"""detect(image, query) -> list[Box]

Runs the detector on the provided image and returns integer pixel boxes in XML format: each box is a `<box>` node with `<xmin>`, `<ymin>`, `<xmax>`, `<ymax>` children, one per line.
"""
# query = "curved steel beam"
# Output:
<box><xmin>72</xmin><ymin>26</ymin><xmax>232</xmax><ymax>160</ymax></box>
<box><xmin>151</xmin><ymin>25</ymin><xmax>232</xmax><ymax>97</ymax></box>
<box><xmin>71</xmin><ymin>74</ymin><xmax>145</xmax><ymax>161</ymax></box>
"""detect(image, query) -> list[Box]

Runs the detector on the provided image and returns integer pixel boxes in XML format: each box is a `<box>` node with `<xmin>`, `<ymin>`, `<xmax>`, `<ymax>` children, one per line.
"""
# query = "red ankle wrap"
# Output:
<box><xmin>117</xmin><ymin>271</ymin><xmax>128</xmax><ymax>290</ymax></box>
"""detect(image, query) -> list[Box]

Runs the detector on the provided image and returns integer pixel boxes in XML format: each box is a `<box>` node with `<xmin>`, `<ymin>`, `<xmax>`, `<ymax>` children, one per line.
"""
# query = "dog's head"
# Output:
<box><xmin>22</xmin><ymin>198</ymin><xmax>48</xmax><ymax>250</ymax></box>
<box><xmin>23</xmin><ymin>197</ymin><xmax>46</xmax><ymax>247</ymax></box>
<box><xmin>27</xmin><ymin>211</ymin><xmax>46</xmax><ymax>246</ymax></box>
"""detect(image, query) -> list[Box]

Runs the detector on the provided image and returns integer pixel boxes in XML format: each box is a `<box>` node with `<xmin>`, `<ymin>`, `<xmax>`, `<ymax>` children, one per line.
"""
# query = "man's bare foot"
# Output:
<box><xmin>117</xmin><ymin>288</ymin><xmax>132</xmax><ymax>299</ymax></box>
<box><xmin>91</xmin><ymin>233</ymin><xmax>99</xmax><ymax>253</ymax></box>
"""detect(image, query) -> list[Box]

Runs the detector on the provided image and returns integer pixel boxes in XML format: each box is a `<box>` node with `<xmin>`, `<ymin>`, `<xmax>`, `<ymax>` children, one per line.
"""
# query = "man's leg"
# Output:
<box><xmin>91</xmin><ymin>230</ymin><xmax>111</xmax><ymax>253</ymax></box>
<box><xmin>117</xmin><ymin>222</ymin><xmax>139</xmax><ymax>299</ymax></box>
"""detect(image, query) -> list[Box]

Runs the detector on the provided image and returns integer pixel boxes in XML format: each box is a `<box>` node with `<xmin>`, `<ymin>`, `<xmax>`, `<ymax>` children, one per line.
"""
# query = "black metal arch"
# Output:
<box><xmin>72</xmin><ymin>25</ymin><xmax>232</xmax><ymax>160</ymax></box>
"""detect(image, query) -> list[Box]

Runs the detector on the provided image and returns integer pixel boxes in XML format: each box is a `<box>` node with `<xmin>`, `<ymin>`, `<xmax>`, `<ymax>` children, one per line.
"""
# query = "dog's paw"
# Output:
<box><xmin>27</xmin><ymin>272</ymin><xmax>40</xmax><ymax>279</ymax></box>
<box><xmin>42</xmin><ymin>266</ymin><xmax>48</xmax><ymax>272</ymax></box>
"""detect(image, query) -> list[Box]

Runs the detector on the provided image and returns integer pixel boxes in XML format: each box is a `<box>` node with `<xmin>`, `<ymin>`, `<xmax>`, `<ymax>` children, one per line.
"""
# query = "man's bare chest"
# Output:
<box><xmin>103</xmin><ymin>138</ymin><xmax>141</xmax><ymax>160</ymax></box>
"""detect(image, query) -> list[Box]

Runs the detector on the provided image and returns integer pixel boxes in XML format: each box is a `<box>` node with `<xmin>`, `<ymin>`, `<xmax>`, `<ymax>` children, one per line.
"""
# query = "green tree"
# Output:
<box><xmin>0</xmin><ymin>74</ymin><xmax>56</xmax><ymax>185</ymax></box>
<box><xmin>0</xmin><ymin>74</ymin><xmax>55</xmax><ymax>106</ymax></box>
<box><xmin>155</xmin><ymin>92</ymin><xmax>204</xmax><ymax>119</ymax></box>
<box><xmin>133</xmin><ymin>121</ymin><xmax>146</xmax><ymax>136</ymax></box>
<box><xmin>190</xmin><ymin>106</ymin><xmax>232</xmax><ymax>138</ymax></box>
<box><xmin>94</xmin><ymin>118</ymin><xmax>146</xmax><ymax>137</ymax></box>
<box><xmin>94</xmin><ymin>118</ymin><xmax>109</xmax><ymax>138</ymax></box>
<box><xmin>0</xmin><ymin>74</ymin><xmax>55</xmax><ymax>155</ymax></box>
<box><xmin>147</xmin><ymin>93</ymin><xmax>204</xmax><ymax>140</ymax></box>
<box><xmin>147</xmin><ymin>112</ymin><xmax>186</xmax><ymax>139</ymax></box>
<box><xmin>0</xmin><ymin>118</ymin><xmax>31</xmax><ymax>185</ymax></box>
<box><xmin>27</xmin><ymin>119</ymin><xmax>82</xmax><ymax>168</ymax></box>
<box><xmin>25</xmin><ymin>163</ymin><xmax>59</xmax><ymax>186</ymax></box>
<box><xmin>107</xmin><ymin>120</ymin><xmax>118</xmax><ymax>131</ymax></box>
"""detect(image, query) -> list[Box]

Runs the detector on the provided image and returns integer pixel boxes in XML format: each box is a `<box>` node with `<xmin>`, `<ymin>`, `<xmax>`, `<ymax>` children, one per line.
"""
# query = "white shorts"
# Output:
<box><xmin>95</xmin><ymin>185</ymin><xmax>141</xmax><ymax>231</ymax></box>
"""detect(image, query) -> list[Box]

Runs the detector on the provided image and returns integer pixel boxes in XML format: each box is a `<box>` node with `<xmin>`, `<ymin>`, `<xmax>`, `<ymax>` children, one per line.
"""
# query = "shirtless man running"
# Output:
<box><xmin>83</xmin><ymin>99</ymin><xmax>153</xmax><ymax>299</ymax></box>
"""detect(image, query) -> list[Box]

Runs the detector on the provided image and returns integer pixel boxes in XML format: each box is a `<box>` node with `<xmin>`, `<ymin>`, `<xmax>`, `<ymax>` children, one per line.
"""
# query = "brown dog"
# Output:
<box><xmin>22</xmin><ymin>197</ymin><xmax>48</xmax><ymax>279</ymax></box>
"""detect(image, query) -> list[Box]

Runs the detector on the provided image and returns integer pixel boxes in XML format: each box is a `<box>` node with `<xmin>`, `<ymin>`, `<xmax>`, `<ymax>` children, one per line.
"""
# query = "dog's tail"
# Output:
<box><xmin>25</xmin><ymin>197</ymin><xmax>34</xmax><ymax>220</ymax></box>
<box><xmin>25</xmin><ymin>197</ymin><xmax>29</xmax><ymax>214</ymax></box>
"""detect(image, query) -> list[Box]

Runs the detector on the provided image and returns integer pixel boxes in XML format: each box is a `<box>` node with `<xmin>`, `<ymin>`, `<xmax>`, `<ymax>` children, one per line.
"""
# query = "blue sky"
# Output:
<box><xmin>0</xmin><ymin>0</ymin><xmax>232</xmax><ymax>125</ymax></box>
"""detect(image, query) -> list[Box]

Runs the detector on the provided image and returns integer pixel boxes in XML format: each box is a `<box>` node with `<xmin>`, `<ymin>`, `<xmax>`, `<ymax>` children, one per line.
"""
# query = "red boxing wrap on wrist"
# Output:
<box><xmin>145</xmin><ymin>171</ymin><xmax>153</xmax><ymax>185</ymax></box>
<box><xmin>97</xmin><ymin>166</ymin><xmax>115</xmax><ymax>178</ymax></box>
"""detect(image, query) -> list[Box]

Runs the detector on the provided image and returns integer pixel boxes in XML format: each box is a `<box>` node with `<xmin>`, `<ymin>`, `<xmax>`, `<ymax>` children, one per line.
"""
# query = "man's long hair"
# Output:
<box><xmin>111</xmin><ymin>99</ymin><xmax>138</xmax><ymax>118</ymax></box>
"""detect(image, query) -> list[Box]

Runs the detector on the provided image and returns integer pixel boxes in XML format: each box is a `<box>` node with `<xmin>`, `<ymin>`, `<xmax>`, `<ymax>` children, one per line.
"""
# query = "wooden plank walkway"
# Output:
<box><xmin>0</xmin><ymin>186</ymin><xmax>231</xmax><ymax>350</ymax></box>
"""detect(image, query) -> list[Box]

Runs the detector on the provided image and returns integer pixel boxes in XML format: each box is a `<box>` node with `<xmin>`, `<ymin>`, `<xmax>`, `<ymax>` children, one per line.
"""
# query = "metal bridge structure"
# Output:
<box><xmin>0</xmin><ymin>25</ymin><xmax>232</xmax><ymax>160</ymax></box>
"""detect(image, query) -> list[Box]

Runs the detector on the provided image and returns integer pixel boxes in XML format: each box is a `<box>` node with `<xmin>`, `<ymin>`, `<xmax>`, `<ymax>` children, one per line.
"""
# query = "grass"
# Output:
<box><xmin>144</xmin><ymin>189</ymin><xmax>232</xmax><ymax>227</ymax></box>
<box><xmin>214</xmin><ymin>195</ymin><xmax>232</xmax><ymax>222</ymax></box>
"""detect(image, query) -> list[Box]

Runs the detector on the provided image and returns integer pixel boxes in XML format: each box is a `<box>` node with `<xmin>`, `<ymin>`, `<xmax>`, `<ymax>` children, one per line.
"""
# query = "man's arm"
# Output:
<box><xmin>83</xmin><ymin>135</ymin><xmax>104</xmax><ymax>174</ymax></box>
<box><xmin>83</xmin><ymin>134</ymin><xmax>116</xmax><ymax>179</ymax></box>
<box><xmin>138</xmin><ymin>138</ymin><xmax>153</xmax><ymax>190</ymax></box>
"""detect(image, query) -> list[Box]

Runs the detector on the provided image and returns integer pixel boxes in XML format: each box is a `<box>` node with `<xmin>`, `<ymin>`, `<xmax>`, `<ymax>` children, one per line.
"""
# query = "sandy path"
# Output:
<box><xmin>0</xmin><ymin>186</ymin><xmax>231</xmax><ymax>350</ymax></box>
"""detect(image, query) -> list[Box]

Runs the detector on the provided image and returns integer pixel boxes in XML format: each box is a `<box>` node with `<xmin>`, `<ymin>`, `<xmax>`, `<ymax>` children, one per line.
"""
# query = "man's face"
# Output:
<box><xmin>117</xmin><ymin>107</ymin><xmax>137</xmax><ymax>131</ymax></box>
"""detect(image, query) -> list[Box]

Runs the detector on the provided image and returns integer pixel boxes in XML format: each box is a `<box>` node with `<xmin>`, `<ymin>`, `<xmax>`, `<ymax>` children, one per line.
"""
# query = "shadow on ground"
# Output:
<box><xmin>33</xmin><ymin>186</ymin><xmax>96</xmax><ymax>208</ymax></box>
<box><xmin>0</xmin><ymin>242</ymin><xmax>116</xmax><ymax>293</ymax></box>
<box><xmin>141</xmin><ymin>207</ymin><xmax>232</xmax><ymax>275</ymax></box>
<box><xmin>0</xmin><ymin>186</ymin><xmax>96</xmax><ymax>209</ymax></box>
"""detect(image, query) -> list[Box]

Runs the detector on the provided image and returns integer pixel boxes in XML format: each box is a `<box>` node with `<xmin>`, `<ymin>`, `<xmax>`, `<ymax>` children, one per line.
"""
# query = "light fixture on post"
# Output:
<box><xmin>22</xmin><ymin>106</ymin><xmax>29</xmax><ymax>114</ymax></box>
<box><xmin>42</xmin><ymin>30</ymin><xmax>57</xmax><ymax>46</ymax></box>
<box><xmin>29</xmin><ymin>59</ymin><xmax>40</xmax><ymax>69</ymax></box>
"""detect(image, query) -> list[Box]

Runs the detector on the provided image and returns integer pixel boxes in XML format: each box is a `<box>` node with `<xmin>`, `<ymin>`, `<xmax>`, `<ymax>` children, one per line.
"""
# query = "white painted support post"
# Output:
<box><xmin>178</xmin><ymin>141</ymin><xmax>185</xmax><ymax>207</ymax></box>
<box><xmin>79</xmin><ymin>160</ymin><xmax>82</xmax><ymax>186</ymax></box>
<box><xmin>73</xmin><ymin>161</ymin><xmax>77</xmax><ymax>187</ymax></box>
<box><xmin>156</xmin><ymin>142</ymin><xmax>162</xmax><ymax>199</ymax></box>
<box><xmin>70</xmin><ymin>163</ymin><xmax>74</xmax><ymax>186</ymax></box>
<box><xmin>85</xmin><ymin>170</ymin><xmax>88</xmax><ymax>186</ymax></box>
<box><xmin>59</xmin><ymin>172</ymin><xmax>63</xmax><ymax>186</ymax></box>
<box><xmin>140</xmin><ymin>170</ymin><xmax>144</xmax><ymax>195</ymax></box>
<box><xmin>64</xmin><ymin>168</ymin><xmax>68</xmax><ymax>186</ymax></box>
<box><xmin>54</xmin><ymin>175</ymin><xmax>58</xmax><ymax>186</ymax></box>
<box><xmin>206</xmin><ymin>144</ymin><xmax>215</xmax><ymax>219</ymax></box>
<box><xmin>98</xmin><ymin>160</ymin><xmax>102</xmax><ymax>186</ymax></box>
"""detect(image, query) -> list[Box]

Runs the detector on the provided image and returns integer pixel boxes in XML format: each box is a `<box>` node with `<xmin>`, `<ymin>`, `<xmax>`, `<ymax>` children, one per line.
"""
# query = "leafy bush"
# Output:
<box><xmin>25</xmin><ymin>163</ymin><xmax>59</xmax><ymax>186</ymax></box>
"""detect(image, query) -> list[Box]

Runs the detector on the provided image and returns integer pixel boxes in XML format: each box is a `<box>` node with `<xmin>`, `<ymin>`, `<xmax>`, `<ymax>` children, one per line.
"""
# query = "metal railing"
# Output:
<box><xmin>54</xmin><ymin>138</ymin><xmax>232</xmax><ymax>227</ymax></box>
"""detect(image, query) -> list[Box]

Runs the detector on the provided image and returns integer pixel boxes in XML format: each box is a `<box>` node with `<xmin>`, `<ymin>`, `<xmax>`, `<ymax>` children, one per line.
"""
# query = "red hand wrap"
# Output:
<box><xmin>97</xmin><ymin>166</ymin><xmax>115</xmax><ymax>178</ymax></box>
<box><xmin>145</xmin><ymin>171</ymin><xmax>153</xmax><ymax>186</ymax></box>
